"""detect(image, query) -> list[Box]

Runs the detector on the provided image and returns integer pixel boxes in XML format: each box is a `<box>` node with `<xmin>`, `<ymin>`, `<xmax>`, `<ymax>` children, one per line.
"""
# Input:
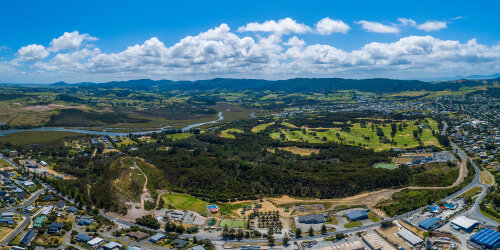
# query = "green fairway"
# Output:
<box><xmin>165</xmin><ymin>133</ymin><xmax>193</xmax><ymax>141</ymax></box>
<box><xmin>251</xmin><ymin>122</ymin><xmax>275</xmax><ymax>133</ymax></box>
<box><xmin>374</xmin><ymin>163</ymin><xmax>397</xmax><ymax>170</ymax></box>
<box><xmin>270</xmin><ymin>118</ymin><xmax>439</xmax><ymax>151</ymax></box>
<box><xmin>219</xmin><ymin>219</ymin><xmax>246</xmax><ymax>228</ymax></box>
<box><xmin>162</xmin><ymin>193</ymin><xmax>208</xmax><ymax>214</ymax></box>
<box><xmin>220</xmin><ymin>128</ymin><xmax>244</xmax><ymax>138</ymax></box>
<box><xmin>0</xmin><ymin>131</ymin><xmax>85</xmax><ymax>145</ymax></box>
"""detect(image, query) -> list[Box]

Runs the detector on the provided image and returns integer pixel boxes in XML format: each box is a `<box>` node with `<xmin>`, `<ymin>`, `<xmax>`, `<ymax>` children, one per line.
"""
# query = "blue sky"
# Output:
<box><xmin>1</xmin><ymin>0</ymin><xmax>499</xmax><ymax>83</ymax></box>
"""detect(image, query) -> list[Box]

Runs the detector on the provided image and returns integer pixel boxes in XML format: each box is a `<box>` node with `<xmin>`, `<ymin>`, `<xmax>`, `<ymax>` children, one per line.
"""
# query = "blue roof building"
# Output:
<box><xmin>418</xmin><ymin>217</ymin><xmax>441</xmax><ymax>230</ymax></box>
<box><xmin>19</xmin><ymin>230</ymin><xmax>36</xmax><ymax>245</ymax></box>
<box><xmin>345</xmin><ymin>210</ymin><xmax>368</xmax><ymax>221</ymax></box>
<box><xmin>69</xmin><ymin>206</ymin><xmax>78</xmax><ymax>213</ymax></box>
<box><xmin>429</xmin><ymin>205</ymin><xmax>441</xmax><ymax>214</ymax></box>
<box><xmin>77</xmin><ymin>218</ymin><xmax>94</xmax><ymax>226</ymax></box>
<box><xmin>470</xmin><ymin>228</ymin><xmax>500</xmax><ymax>249</ymax></box>
<box><xmin>298</xmin><ymin>214</ymin><xmax>325</xmax><ymax>224</ymax></box>
<box><xmin>149</xmin><ymin>233</ymin><xmax>165</xmax><ymax>243</ymax></box>
<box><xmin>75</xmin><ymin>233</ymin><xmax>92</xmax><ymax>243</ymax></box>
<box><xmin>0</xmin><ymin>218</ymin><xmax>15</xmax><ymax>225</ymax></box>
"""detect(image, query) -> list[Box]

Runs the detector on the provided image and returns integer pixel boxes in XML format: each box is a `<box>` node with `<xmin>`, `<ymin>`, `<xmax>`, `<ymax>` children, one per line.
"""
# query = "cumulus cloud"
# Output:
<box><xmin>49</xmin><ymin>31</ymin><xmax>98</xmax><ymax>52</ymax></box>
<box><xmin>398</xmin><ymin>18</ymin><xmax>417</xmax><ymax>27</ymax></box>
<box><xmin>16</xmin><ymin>44</ymin><xmax>49</xmax><ymax>61</ymax></box>
<box><xmin>5</xmin><ymin>23</ymin><xmax>500</xmax><ymax>81</ymax></box>
<box><xmin>417</xmin><ymin>21</ymin><xmax>447</xmax><ymax>31</ymax></box>
<box><xmin>237</xmin><ymin>18</ymin><xmax>311</xmax><ymax>35</ymax></box>
<box><xmin>357</xmin><ymin>20</ymin><xmax>399</xmax><ymax>33</ymax></box>
<box><xmin>315</xmin><ymin>18</ymin><xmax>350</xmax><ymax>35</ymax></box>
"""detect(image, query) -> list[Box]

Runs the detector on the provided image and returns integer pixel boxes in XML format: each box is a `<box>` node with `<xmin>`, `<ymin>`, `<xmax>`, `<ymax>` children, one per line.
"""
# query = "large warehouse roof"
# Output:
<box><xmin>362</xmin><ymin>232</ymin><xmax>396</xmax><ymax>250</ymax></box>
<box><xmin>418</xmin><ymin>217</ymin><xmax>441</xmax><ymax>230</ymax></box>
<box><xmin>397</xmin><ymin>228</ymin><xmax>423</xmax><ymax>246</ymax></box>
<box><xmin>346</xmin><ymin>210</ymin><xmax>368</xmax><ymax>221</ymax></box>
<box><xmin>450</xmin><ymin>216</ymin><xmax>478</xmax><ymax>230</ymax></box>
<box><xmin>470</xmin><ymin>228</ymin><xmax>500</xmax><ymax>248</ymax></box>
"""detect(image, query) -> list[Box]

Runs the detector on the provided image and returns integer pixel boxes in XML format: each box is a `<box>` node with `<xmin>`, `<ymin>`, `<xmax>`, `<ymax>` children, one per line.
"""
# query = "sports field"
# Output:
<box><xmin>374</xmin><ymin>163</ymin><xmax>397</xmax><ymax>170</ymax></box>
<box><xmin>219</xmin><ymin>219</ymin><xmax>245</xmax><ymax>228</ymax></box>
<box><xmin>162</xmin><ymin>193</ymin><xmax>208</xmax><ymax>214</ymax></box>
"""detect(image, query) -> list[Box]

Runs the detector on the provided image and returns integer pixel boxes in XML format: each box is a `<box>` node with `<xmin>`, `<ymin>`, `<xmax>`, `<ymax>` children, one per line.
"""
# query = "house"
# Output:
<box><xmin>39</xmin><ymin>161</ymin><xmax>48</xmax><ymax>166</ymax></box>
<box><xmin>1</xmin><ymin>212</ymin><xmax>14</xmax><ymax>218</ymax></box>
<box><xmin>345</xmin><ymin>210</ymin><xmax>368</xmax><ymax>221</ymax></box>
<box><xmin>188</xmin><ymin>245</ymin><xmax>206</xmax><ymax>250</ymax></box>
<box><xmin>127</xmin><ymin>231</ymin><xmax>149</xmax><ymax>241</ymax></box>
<box><xmin>444</xmin><ymin>202</ymin><xmax>458</xmax><ymax>210</ymax></box>
<box><xmin>77</xmin><ymin>218</ymin><xmax>94</xmax><ymax>226</ymax></box>
<box><xmin>103</xmin><ymin>242</ymin><xmax>122</xmax><ymax>250</ymax></box>
<box><xmin>173</xmin><ymin>239</ymin><xmax>189</xmax><ymax>248</ymax></box>
<box><xmin>48</xmin><ymin>222</ymin><xmax>63</xmax><ymax>233</ymax></box>
<box><xmin>0</xmin><ymin>218</ymin><xmax>15</xmax><ymax>225</ymax></box>
<box><xmin>75</xmin><ymin>233</ymin><xmax>92</xmax><ymax>243</ymax></box>
<box><xmin>149</xmin><ymin>233</ymin><xmax>165</xmax><ymax>243</ymax></box>
<box><xmin>87</xmin><ymin>237</ymin><xmax>104</xmax><ymax>248</ymax></box>
<box><xmin>24</xmin><ymin>205</ymin><xmax>35</xmax><ymax>213</ymax></box>
<box><xmin>19</xmin><ymin>230</ymin><xmax>36</xmax><ymax>246</ymax></box>
<box><xmin>40</xmin><ymin>205</ymin><xmax>54</xmax><ymax>216</ymax></box>
<box><xmin>56</xmin><ymin>200</ymin><xmax>65</xmax><ymax>209</ymax></box>
<box><xmin>33</xmin><ymin>215</ymin><xmax>46</xmax><ymax>228</ymax></box>
<box><xmin>451</xmin><ymin>216</ymin><xmax>479</xmax><ymax>233</ymax></box>
<box><xmin>24</xmin><ymin>160</ymin><xmax>38</xmax><ymax>168</ymax></box>
<box><xmin>69</xmin><ymin>206</ymin><xmax>78</xmax><ymax>213</ymax></box>
<box><xmin>20</xmin><ymin>180</ymin><xmax>35</xmax><ymax>188</ymax></box>
<box><xmin>298</xmin><ymin>214</ymin><xmax>325</xmax><ymax>224</ymax></box>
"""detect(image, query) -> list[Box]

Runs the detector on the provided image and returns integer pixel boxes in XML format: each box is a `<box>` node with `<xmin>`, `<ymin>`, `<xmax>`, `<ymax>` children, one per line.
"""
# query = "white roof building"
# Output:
<box><xmin>397</xmin><ymin>228</ymin><xmax>423</xmax><ymax>246</ymax></box>
<box><xmin>451</xmin><ymin>216</ymin><xmax>479</xmax><ymax>232</ymax></box>
<box><xmin>87</xmin><ymin>237</ymin><xmax>104</xmax><ymax>247</ymax></box>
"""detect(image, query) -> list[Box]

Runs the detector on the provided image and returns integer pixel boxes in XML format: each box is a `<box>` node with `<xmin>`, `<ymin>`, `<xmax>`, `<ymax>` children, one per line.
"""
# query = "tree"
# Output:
<box><xmin>236</xmin><ymin>229</ymin><xmax>244</xmax><ymax>240</ymax></box>
<box><xmin>295</xmin><ymin>228</ymin><xmax>302</xmax><ymax>237</ymax></box>
<box><xmin>321</xmin><ymin>224</ymin><xmax>327</xmax><ymax>234</ymax></box>
<box><xmin>282</xmin><ymin>234</ymin><xmax>289</xmax><ymax>246</ymax></box>
<box><xmin>267</xmin><ymin>235</ymin><xmax>275</xmax><ymax>246</ymax></box>
<box><xmin>308</xmin><ymin>226</ymin><xmax>314</xmax><ymax>236</ymax></box>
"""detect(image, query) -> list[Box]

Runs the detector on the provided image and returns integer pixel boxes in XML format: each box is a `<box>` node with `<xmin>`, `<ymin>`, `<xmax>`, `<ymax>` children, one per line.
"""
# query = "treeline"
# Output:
<box><xmin>47</xmin><ymin>109</ymin><xmax>150</xmax><ymax>127</ymax></box>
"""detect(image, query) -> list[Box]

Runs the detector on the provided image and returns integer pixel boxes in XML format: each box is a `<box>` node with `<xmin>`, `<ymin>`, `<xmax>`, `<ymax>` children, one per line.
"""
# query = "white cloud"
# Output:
<box><xmin>398</xmin><ymin>18</ymin><xmax>417</xmax><ymax>27</ymax></box>
<box><xmin>16</xmin><ymin>44</ymin><xmax>49</xmax><ymax>61</ymax></box>
<box><xmin>4</xmin><ymin>23</ymin><xmax>500</xmax><ymax>82</ymax></box>
<box><xmin>49</xmin><ymin>31</ymin><xmax>98</xmax><ymax>52</ymax></box>
<box><xmin>315</xmin><ymin>18</ymin><xmax>350</xmax><ymax>35</ymax></box>
<box><xmin>357</xmin><ymin>20</ymin><xmax>399</xmax><ymax>33</ymax></box>
<box><xmin>284</xmin><ymin>36</ymin><xmax>306</xmax><ymax>47</ymax></box>
<box><xmin>237</xmin><ymin>18</ymin><xmax>311</xmax><ymax>35</ymax></box>
<box><xmin>417</xmin><ymin>21</ymin><xmax>447</xmax><ymax>31</ymax></box>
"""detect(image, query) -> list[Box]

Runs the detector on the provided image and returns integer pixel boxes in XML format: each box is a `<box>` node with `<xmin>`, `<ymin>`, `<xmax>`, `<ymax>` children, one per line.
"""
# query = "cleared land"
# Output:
<box><xmin>162</xmin><ymin>193</ymin><xmax>208</xmax><ymax>214</ymax></box>
<box><xmin>278</xmin><ymin>147</ymin><xmax>320</xmax><ymax>156</ymax></box>
<box><xmin>344</xmin><ymin>220</ymin><xmax>362</xmax><ymax>228</ymax></box>
<box><xmin>165</xmin><ymin>133</ymin><xmax>193</xmax><ymax>141</ymax></box>
<box><xmin>0</xmin><ymin>131</ymin><xmax>86</xmax><ymax>145</ymax></box>
<box><xmin>374</xmin><ymin>163</ymin><xmax>397</xmax><ymax>170</ymax></box>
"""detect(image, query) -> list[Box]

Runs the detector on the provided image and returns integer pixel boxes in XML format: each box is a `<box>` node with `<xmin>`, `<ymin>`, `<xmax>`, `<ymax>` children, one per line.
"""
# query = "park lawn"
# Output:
<box><xmin>219</xmin><ymin>219</ymin><xmax>246</xmax><ymax>228</ymax></box>
<box><xmin>343</xmin><ymin>220</ymin><xmax>362</xmax><ymax>228</ymax></box>
<box><xmin>162</xmin><ymin>193</ymin><xmax>208</xmax><ymax>214</ymax></box>
<box><xmin>166</xmin><ymin>133</ymin><xmax>193</xmax><ymax>141</ymax></box>
<box><xmin>368</xmin><ymin>211</ymin><xmax>380</xmax><ymax>222</ymax></box>
<box><xmin>0</xmin><ymin>131</ymin><xmax>85</xmax><ymax>145</ymax></box>
<box><xmin>251</xmin><ymin>122</ymin><xmax>275</xmax><ymax>133</ymax></box>
<box><xmin>220</xmin><ymin>129</ymin><xmax>244</xmax><ymax>139</ymax></box>
<box><xmin>459</xmin><ymin>187</ymin><xmax>483</xmax><ymax>199</ymax></box>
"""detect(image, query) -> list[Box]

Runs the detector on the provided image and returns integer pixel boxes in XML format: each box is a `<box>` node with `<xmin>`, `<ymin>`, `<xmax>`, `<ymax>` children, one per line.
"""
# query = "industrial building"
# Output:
<box><xmin>298</xmin><ymin>214</ymin><xmax>325</xmax><ymax>224</ymax></box>
<box><xmin>362</xmin><ymin>231</ymin><xmax>396</xmax><ymax>250</ymax></box>
<box><xmin>346</xmin><ymin>210</ymin><xmax>368</xmax><ymax>221</ymax></box>
<box><xmin>450</xmin><ymin>216</ymin><xmax>479</xmax><ymax>233</ymax></box>
<box><xmin>313</xmin><ymin>240</ymin><xmax>365</xmax><ymax>250</ymax></box>
<box><xmin>397</xmin><ymin>228</ymin><xmax>423</xmax><ymax>246</ymax></box>
<box><xmin>418</xmin><ymin>217</ymin><xmax>441</xmax><ymax>230</ymax></box>
<box><xmin>469</xmin><ymin>228</ymin><xmax>500</xmax><ymax>249</ymax></box>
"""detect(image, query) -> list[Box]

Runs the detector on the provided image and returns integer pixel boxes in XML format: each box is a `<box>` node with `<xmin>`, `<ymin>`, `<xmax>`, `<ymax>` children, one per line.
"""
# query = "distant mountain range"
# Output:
<box><xmin>4</xmin><ymin>76</ymin><xmax>500</xmax><ymax>94</ymax></box>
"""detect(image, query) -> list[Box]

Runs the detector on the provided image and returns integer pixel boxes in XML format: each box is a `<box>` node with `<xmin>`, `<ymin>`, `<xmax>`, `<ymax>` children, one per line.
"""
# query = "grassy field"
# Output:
<box><xmin>220</xmin><ymin>129</ymin><xmax>244</xmax><ymax>139</ymax></box>
<box><xmin>270</xmin><ymin>119</ymin><xmax>439</xmax><ymax>151</ymax></box>
<box><xmin>162</xmin><ymin>193</ymin><xmax>208</xmax><ymax>214</ymax></box>
<box><xmin>459</xmin><ymin>187</ymin><xmax>483</xmax><ymax>199</ymax></box>
<box><xmin>111</xmin><ymin>158</ymin><xmax>147</xmax><ymax>202</ymax></box>
<box><xmin>0</xmin><ymin>131</ymin><xmax>85</xmax><ymax>145</ymax></box>
<box><xmin>374</xmin><ymin>163</ymin><xmax>397</xmax><ymax>170</ymax></box>
<box><xmin>480</xmin><ymin>171</ymin><xmax>495</xmax><ymax>185</ymax></box>
<box><xmin>0</xmin><ymin>159</ymin><xmax>12</xmax><ymax>169</ymax></box>
<box><xmin>251</xmin><ymin>122</ymin><xmax>275</xmax><ymax>133</ymax></box>
<box><xmin>368</xmin><ymin>211</ymin><xmax>380</xmax><ymax>222</ymax></box>
<box><xmin>165</xmin><ymin>133</ymin><xmax>193</xmax><ymax>141</ymax></box>
<box><xmin>117</xmin><ymin>137</ymin><xmax>136</xmax><ymax>147</ymax></box>
<box><xmin>343</xmin><ymin>220</ymin><xmax>362</xmax><ymax>228</ymax></box>
<box><xmin>219</xmin><ymin>219</ymin><xmax>246</xmax><ymax>228</ymax></box>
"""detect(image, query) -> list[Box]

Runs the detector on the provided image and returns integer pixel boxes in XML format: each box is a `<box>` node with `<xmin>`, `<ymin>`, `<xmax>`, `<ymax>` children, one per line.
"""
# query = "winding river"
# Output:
<box><xmin>0</xmin><ymin>112</ymin><xmax>224</xmax><ymax>137</ymax></box>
